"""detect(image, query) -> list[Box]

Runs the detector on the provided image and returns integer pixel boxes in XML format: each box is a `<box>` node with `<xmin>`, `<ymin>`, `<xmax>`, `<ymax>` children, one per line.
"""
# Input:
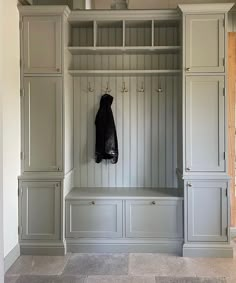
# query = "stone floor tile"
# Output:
<box><xmin>4</xmin><ymin>276</ymin><xmax>19</xmax><ymax>283</ymax></box>
<box><xmin>86</xmin><ymin>275</ymin><xmax>156</xmax><ymax>283</ymax></box>
<box><xmin>155</xmin><ymin>277</ymin><xmax>227</xmax><ymax>283</ymax></box>
<box><xmin>6</xmin><ymin>255</ymin><xmax>70</xmax><ymax>276</ymax></box>
<box><xmin>129</xmin><ymin>254</ymin><xmax>195</xmax><ymax>277</ymax></box>
<box><xmin>6</xmin><ymin>256</ymin><xmax>34</xmax><ymax>275</ymax></box>
<box><xmin>30</xmin><ymin>255</ymin><xmax>71</xmax><ymax>275</ymax></box>
<box><xmin>63</xmin><ymin>254</ymin><xmax>129</xmax><ymax>276</ymax></box>
<box><xmin>187</xmin><ymin>258</ymin><xmax>236</xmax><ymax>278</ymax></box>
<box><xmin>15</xmin><ymin>275</ymin><xmax>86</xmax><ymax>283</ymax></box>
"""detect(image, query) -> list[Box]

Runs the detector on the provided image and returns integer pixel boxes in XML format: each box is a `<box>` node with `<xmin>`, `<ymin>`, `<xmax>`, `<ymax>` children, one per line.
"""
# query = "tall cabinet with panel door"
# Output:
<box><xmin>18</xmin><ymin>5</ymin><xmax>73</xmax><ymax>255</ymax></box>
<box><xmin>179</xmin><ymin>3</ymin><xmax>234</xmax><ymax>257</ymax></box>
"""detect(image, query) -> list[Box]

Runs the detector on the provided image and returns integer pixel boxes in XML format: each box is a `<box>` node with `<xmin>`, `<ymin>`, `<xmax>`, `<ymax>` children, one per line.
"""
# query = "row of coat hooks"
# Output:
<box><xmin>87</xmin><ymin>82</ymin><xmax>163</xmax><ymax>94</ymax></box>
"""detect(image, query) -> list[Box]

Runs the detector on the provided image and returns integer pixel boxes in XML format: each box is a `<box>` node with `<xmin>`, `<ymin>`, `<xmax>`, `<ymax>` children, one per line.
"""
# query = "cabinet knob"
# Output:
<box><xmin>57</xmin><ymin>68</ymin><xmax>60</xmax><ymax>72</ymax></box>
<box><xmin>186</xmin><ymin>67</ymin><xmax>190</xmax><ymax>71</ymax></box>
<box><xmin>187</xmin><ymin>183</ymin><xmax>192</xmax><ymax>187</ymax></box>
<box><xmin>151</xmin><ymin>201</ymin><xmax>156</xmax><ymax>205</ymax></box>
<box><xmin>90</xmin><ymin>201</ymin><xmax>95</xmax><ymax>205</ymax></box>
<box><xmin>186</xmin><ymin>167</ymin><xmax>191</xmax><ymax>171</ymax></box>
<box><xmin>57</xmin><ymin>167</ymin><xmax>60</xmax><ymax>171</ymax></box>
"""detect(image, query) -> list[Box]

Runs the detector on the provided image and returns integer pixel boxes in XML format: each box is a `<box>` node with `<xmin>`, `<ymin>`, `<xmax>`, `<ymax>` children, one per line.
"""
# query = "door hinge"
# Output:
<box><xmin>223</xmin><ymin>58</ymin><xmax>225</xmax><ymax>67</ymax></box>
<box><xmin>19</xmin><ymin>21</ymin><xmax>23</xmax><ymax>30</ymax></box>
<box><xmin>20</xmin><ymin>59</ymin><xmax>22</xmax><ymax>68</ymax></box>
<box><xmin>18</xmin><ymin>187</ymin><xmax>23</xmax><ymax>197</ymax></box>
<box><xmin>226</xmin><ymin>227</ymin><xmax>228</xmax><ymax>236</ymax></box>
<box><xmin>18</xmin><ymin>226</ymin><xmax>22</xmax><ymax>235</ymax></box>
<box><xmin>20</xmin><ymin>88</ymin><xmax>24</xmax><ymax>97</ymax></box>
<box><xmin>20</xmin><ymin>152</ymin><xmax>25</xmax><ymax>160</ymax></box>
<box><xmin>223</xmin><ymin>18</ymin><xmax>225</xmax><ymax>27</ymax></box>
<box><xmin>223</xmin><ymin>87</ymin><xmax>226</xmax><ymax>96</ymax></box>
<box><xmin>226</xmin><ymin>188</ymin><xmax>228</xmax><ymax>197</ymax></box>
<box><xmin>223</xmin><ymin>152</ymin><xmax>226</xmax><ymax>160</ymax></box>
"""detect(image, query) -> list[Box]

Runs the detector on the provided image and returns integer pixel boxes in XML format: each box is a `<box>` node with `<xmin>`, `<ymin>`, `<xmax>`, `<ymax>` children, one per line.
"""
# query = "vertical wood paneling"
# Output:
<box><xmin>73</xmin><ymin>25</ymin><xmax>180</xmax><ymax>188</ymax></box>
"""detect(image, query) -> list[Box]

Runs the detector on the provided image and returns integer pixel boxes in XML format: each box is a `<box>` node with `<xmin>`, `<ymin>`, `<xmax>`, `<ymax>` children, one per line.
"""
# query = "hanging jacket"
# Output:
<box><xmin>95</xmin><ymin>94</ymin><xmax>118</xmax><ymax>164</ymax></box>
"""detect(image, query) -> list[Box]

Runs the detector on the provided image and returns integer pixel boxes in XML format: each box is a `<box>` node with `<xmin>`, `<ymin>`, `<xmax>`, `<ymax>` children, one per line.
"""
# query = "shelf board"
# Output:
<box><xmin>68</xmin><ymin>46</ymin><xmax>181</xmax><ymax>55</ymax></box>
<box><xmin>66</xmin><ymin>187</ymin><xmax>184</xmax><ymax>200</ymax></box>
<box><xmin>68</xmin><ymin>69</ymin><xmax>181</xmax><ymax>76</ymax></box>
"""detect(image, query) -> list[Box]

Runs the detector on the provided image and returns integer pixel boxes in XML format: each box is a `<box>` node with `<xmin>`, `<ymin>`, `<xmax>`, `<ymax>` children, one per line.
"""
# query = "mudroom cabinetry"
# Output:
<box><xmin>18</xmin><ymin>3</ymin><xmax>234</xmax><ymax>258</ymax></box>
<box><xmin>19</xmin><ymin>5</ymin><xmax>73</xmax><ymax>255</ymax></box>
<box><xmin>179</xmin><ymin>4</ymin><xmax>233</xmax><ymax>258</ymax></box>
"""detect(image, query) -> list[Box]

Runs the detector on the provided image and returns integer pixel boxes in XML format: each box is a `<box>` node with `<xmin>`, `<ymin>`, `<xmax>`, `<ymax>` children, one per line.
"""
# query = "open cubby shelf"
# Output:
<box><xmin>68</xmin><ymin>46</ymin><xmax>181</xmax><ymax>55</ymax></box>
<box><xmin>69</xmin><ymin>19</ymin><xmax>180</xmax><ymax>52</ymax></box>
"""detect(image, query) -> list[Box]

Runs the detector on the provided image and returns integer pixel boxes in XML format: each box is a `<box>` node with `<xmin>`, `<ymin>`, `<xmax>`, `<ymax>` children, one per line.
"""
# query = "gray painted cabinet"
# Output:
<box><xmin>185</xmin><ymin>14</ymin><xmax>225</xmax><ymax>73</ymax></box>
<box><xmin>20</xmin><ymin>181</ymin><xmax>61</xmax><ymax>240</ymax></box>
<box><xmin>126</xmin><ymin>200</ymin><xmax>183</xmax><ymax>238</ymax></box>
<box><xmin>185</xmin><ymin>76</ymin><xmax>225</xmax><ymax>173</ymax></box>
<box><xmin>22</xmin><ymin>15</ymin><xmax>62</xmax><ymax>74</ymax></box>
<box><xmin>22</xmin><ymin>76</ymin><xmax>63</xmax><ymax>172</ymax></box>
<box><xmin>66</xmin><ymin>200</ymin><xmax>123</xmax><ymax>238</ymax></box>
<box><xmin>187</xmin><ymin>181</ymin><xmax>228</xmax><ymax>242</ymax></box>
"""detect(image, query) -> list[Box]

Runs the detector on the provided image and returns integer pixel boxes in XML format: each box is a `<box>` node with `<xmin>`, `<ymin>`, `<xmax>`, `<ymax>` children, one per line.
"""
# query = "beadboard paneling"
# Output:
<box><xmin>72</xmin><ymin>24</ymin><xmax>180</xmax><ymax>188</ymax></box>
<box><xmin>73</xmin><ymin>73</ymin><xmax>179</xmax><ymax>188</ymax></box>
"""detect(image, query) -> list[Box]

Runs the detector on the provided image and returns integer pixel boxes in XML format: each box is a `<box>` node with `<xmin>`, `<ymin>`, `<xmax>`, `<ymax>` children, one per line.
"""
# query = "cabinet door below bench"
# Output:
<box><xmin>126</xmin><ymin>200</ymin><xmax>183</xmax><ymax>238</ymax></box>
<box><xmin>66</xmin><ymin>200</ymin><xmax>122</xmax><ymax>238</ymax></box>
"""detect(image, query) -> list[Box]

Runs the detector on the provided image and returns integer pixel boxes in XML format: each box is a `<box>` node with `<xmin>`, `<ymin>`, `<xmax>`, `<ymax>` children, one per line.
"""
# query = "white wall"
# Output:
<box><xmin>2</xmin><ymin>0</ymin><xmax>20</xmax><ymax>258</ymax></box>
<box><xmin>0</xmin><ymin>0</ymin><xmax>4</xmax><ymax>280</ymax></box>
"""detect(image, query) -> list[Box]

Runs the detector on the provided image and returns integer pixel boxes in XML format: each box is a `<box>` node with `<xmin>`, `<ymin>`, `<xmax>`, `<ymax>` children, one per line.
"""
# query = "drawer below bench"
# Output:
<box><xmin>66</xmin><ymin>199</ymin><xmax>183</xmax><ymax>239</ymax></box>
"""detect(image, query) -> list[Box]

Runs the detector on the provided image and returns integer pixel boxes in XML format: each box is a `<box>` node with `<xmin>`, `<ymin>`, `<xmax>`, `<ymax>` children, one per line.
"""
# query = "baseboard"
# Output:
<box><xmin>66</xmin><ymin>239</ymin><xmax>183</xmax><ymax>255</ymax></box>
<box><xmin>230</xmin><ymin>227</ymin><xmax>236</xmax><ymax>239</ymax></box>
<box><xmin>20</xmin><ymin>242</ymin><xmax>66</xmax><ymax>256</ymax></box>
<box><xmin>183</xmin><ymin>243</ymin><xmax>234</xmax><ymax>258</ymax></box>
<box><xmin>4</xmin><ymin>244</ymin><xmax>20</xmax><ymax>273</ymax></box>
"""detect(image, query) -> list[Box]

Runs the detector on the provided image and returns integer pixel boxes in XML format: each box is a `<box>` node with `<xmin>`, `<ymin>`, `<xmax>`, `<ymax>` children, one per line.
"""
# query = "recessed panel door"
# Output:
<box><xmin>187</xmin><ymin>181</ymin><xmax>228</xmax><ymax>242</ymax></box>
<box><xmin>23</xmin><ymin>16</ymin><xmax>61</xmax><ymax>74</ymax></box>
<box><xmin>23</xmin><ymin>77</ymin><xmax>63</xmax><ymax>172</ymax></box>
<box><xmin>185</xmin><ymin>76</ymin><xmax>225</xmax><ymax>172</ymax></box>
<box><xmin>185</xmin><ymin>14</ymin><xmax>225</xmax><ymax>73</ymax></box>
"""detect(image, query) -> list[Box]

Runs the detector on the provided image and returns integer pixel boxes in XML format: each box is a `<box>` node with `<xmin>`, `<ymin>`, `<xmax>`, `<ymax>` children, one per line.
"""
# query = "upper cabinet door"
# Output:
<box><xmin>22</xmin><ymin>77</ymin><xmax>63</xmax><ymax>172</ymax></box>
<box><xmin>185</xmin><ymin>14</ymin><xmax>225</xmax><ymax>73</ymax></box>
<box><xmin>185</xmin><ymin>76</ymin><xmax>225</xmax><ymax>172</ymax></box>
<box><xmin>22</xmin><ymin>16</ymin><xmax>61</xmax><ymax>74</ymax></box>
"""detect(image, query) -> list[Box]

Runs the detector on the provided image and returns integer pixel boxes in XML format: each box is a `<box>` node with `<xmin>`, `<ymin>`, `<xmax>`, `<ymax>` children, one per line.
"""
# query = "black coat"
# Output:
<box><xmin>95</xmin><ymin>94</ymin><xmax>118</xmax><ymax>164</ymax></box>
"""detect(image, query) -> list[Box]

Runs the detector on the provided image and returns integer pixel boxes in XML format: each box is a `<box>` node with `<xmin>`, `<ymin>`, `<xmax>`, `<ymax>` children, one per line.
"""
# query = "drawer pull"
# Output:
<box><xmin>187</xmin><ymin>182</ymin><xmax>192</xmax><ymax>187</ymax></box>
<box><xmin>151</xmin><ymin>201</ymin><xmax>156</xmax><ymax>205</ymax></box>
<box><xmin>90</xmin><ymin>201</ymin><xmax>95</xmax><ymax>205</ymax></box>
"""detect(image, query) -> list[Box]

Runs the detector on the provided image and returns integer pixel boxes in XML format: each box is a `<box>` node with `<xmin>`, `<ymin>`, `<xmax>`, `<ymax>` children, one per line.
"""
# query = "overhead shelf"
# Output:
<box><xmin>68</xmin><ymin>69</ymin><xmax>181</xmax><ymax>76</ymax></box>
<box><xmin>68</xmin><ymin>46</ymin><xmax>181</xmax><ymax>55</ymax></box>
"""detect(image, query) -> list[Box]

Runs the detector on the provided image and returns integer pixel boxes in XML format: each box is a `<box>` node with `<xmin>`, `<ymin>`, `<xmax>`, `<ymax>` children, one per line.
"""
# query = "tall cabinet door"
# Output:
<box><xmin>22</xmin><ymin>77</ymin><xmax>62</xmax><ymax>172</ymax></box>
<box><xmin>22</xmin><ymin>16</ymin><xmax>61</xmax><ymax>74</ymax></box>
<box><xmin>185</xmin><ymin>14</ymin><xmax>225</xmax><ymax>73</ymax></box>
<box><xmin>185</xmin><ymin>76</ymin><xmax>225</xmax><ymax>172</ymax></box>
<box><xmin>187</xmin><ymin>181</ymin><xmax>228</xmax><ymax>242</ymax></box>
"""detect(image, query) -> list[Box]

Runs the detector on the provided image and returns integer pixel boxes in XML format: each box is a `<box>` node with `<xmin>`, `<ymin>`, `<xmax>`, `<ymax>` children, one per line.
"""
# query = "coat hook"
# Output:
<box><xmin>88</xmin><ymin>82</ymin><xmax>94</xmax><ymax>92</ymax></box>
<box><xmin>121</xmin><ymin>81</ymin><xmax>128</xmax><ymax>93</ymax></box>
<box><xmin>105</xmin><ymin>81</ymin><xmax>111</xmax><ymax>93</ymax></box>
<box><xmin>156</xmin><ymin>87</ymin><xmax>163</xmax><ymax>94</ymax></box>
<box><xmin>138</xmin><ymin>82</ymin><xmax>145</xmax><ymax>93</ymax></box>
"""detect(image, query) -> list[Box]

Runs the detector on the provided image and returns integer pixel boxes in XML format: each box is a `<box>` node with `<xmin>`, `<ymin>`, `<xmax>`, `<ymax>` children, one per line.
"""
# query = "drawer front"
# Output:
<box><xmin>126</xmin><ymin>200</ymin><xmax>183</xmax><ymax>238</ymax></box>
<box><xmin>66</xmin><ymin>200</ymin><xmax>122</xmax><ymax>238</ymax></box>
